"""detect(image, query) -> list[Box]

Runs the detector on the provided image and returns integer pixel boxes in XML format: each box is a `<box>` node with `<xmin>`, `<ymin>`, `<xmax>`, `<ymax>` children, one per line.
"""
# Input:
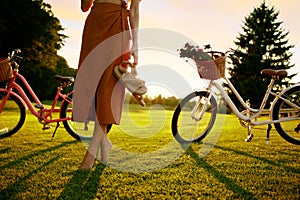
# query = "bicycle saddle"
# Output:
<box><xmin>54</xmin><ymin>75</ymin><xmax>74</xmax><ymax>83</ymax></box>
<box><xmin>261</xmin><ymin>69</ymin><xmax>288</xmax><ymax>77</ymax></box>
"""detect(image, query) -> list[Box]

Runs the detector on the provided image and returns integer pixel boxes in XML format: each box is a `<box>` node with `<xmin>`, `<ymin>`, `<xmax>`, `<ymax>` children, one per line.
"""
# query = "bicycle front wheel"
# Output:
<box><xmin>272</xmin><ymin>85</ymin><xmax>300</xmax><ymax>145</ymax></box>
<box><xmin>60</xmin><ymin>96</ymin><xmax>111</xmax><ymax>140</ymax></box>
<box><xmin>0</xmin><ymin>91</ymin><xmax>26</xmax><ymax>139</ymax></box>
<box><xmin>172</xmin><ymin>91</ymin><xmax>217</xmax><ymax>144</ymax></box>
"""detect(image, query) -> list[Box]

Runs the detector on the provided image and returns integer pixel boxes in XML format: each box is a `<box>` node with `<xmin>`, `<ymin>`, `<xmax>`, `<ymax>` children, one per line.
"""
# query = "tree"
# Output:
<box><xmin>126</xmin><ymin>93</ymin><xmax>180</xmax><ymax>110</ymax></box>
<box><xmin>0</xmin><ymin>0</ymin><xmax>73</xmax><ymax>99</ymax></box>
<box><xmin>228</xmin><ymin>2</ymin><xmax>296</xmax><ymax>109</ymax></box>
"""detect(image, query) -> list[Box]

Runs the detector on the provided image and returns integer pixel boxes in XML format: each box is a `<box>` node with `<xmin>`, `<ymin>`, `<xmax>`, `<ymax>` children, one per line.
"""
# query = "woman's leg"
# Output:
<box><xmin>80</xmin><ymin>122</ymin><xmax>112</xmax><ymax>169</ymax></box>
<box><xmin>100</xmin><ymin>124</ymin><xmax>112</xmax><ymax>164</ymax></box>
<box><xmin>79</xmin><ymin>123</ymin><xmax>102</xmax><ymax>169</ymax></box>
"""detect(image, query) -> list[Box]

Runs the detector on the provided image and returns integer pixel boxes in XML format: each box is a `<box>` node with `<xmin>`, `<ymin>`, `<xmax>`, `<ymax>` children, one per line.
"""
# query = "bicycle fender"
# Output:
<box><xmin>0</xmin><ymin>88</ymin><xmax>26</xmax><ymax>109</ymax></box>
<box><xmin>270</xmin><ymin>83</ymin><xmax>300</xmax><ymax>113</ymax></box>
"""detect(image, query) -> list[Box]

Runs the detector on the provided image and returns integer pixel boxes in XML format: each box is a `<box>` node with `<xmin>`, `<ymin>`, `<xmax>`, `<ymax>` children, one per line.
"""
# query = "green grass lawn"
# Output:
<box><xmin>0</xmin><ymin>107</ymin><xmax>299</xmax><ymax>199</ymax></box>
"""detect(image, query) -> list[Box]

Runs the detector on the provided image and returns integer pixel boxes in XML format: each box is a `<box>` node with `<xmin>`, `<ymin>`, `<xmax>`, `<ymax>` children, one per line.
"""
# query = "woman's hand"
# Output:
<box><xmin>131</xmin><ymin>46</ymin><xmax>138</xmax><ymax>66</ymax></box>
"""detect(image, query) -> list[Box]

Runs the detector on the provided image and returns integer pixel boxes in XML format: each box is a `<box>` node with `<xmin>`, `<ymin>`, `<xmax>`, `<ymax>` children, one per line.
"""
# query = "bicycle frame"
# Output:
<box><xmin>0</xmin><ymin>67</ymin><xmax>73</xmax><ymax>124</ymax></box>
<box><xmin>204</xmin><ymin>77</ymin><xmax>300</xmax><ymax>126</ymax></box>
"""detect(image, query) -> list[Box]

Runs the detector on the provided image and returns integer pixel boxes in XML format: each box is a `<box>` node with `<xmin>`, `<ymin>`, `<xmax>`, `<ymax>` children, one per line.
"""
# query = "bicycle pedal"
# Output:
<box><xmin>42</xmin><ymin>126</ymin><xmax>51</xmax><ymax>130</ymax></box>
<box><xmin>35</xmin><ymin>104</ymin><xmax>44</xmax><ymax>109</ymax></box>
<box><xmin>245</xmin><ymin>134</ymin><xmax>254</xmax><ymax>142</ymax></box>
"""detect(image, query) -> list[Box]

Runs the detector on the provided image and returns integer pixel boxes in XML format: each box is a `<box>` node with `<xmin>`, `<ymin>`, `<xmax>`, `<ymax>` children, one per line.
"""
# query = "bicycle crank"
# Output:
<box><xmin>245</xmin><ymin>122</ymin><xmax>254</xmax><ymax>142</ymax></box>
<box><xmin>245</xmin><ymin>133</ymin><xmax>254</xmax><ymax>142</ymax></box>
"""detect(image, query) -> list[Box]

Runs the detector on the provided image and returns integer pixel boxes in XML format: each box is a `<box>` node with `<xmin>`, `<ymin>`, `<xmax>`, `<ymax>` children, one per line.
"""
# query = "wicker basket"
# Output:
<box><xmin>0</xmin><ymin>58</ymin><xmax>12</xmax><ymax>82</ymax></box>
<box><xmin>196</xmin><ymin>56</ymin><xmax>226</xmax><ymax>80</ymax></box>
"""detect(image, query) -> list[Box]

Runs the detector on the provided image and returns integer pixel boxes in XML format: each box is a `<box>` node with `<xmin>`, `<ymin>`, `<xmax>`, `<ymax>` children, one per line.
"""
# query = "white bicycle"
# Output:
<box><xmin>171</xmin><ymin>49</ymin><xmax>300</xmax><ymax>145</ymax></box>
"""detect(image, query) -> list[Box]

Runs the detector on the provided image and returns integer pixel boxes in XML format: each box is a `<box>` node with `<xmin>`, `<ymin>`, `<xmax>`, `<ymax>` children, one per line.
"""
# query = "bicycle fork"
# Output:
<box><xmin>191</xmin><ymin>93</ymin><xmax>212</xmax><ymax>121</ymax></box>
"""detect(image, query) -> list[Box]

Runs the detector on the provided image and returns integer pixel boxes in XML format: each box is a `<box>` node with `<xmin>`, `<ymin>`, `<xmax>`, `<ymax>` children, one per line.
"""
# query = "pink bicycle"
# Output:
<box><xmin>0</xmin><ymin>49</ymin><xmax>94</xmax><ymax>140</ymax></box>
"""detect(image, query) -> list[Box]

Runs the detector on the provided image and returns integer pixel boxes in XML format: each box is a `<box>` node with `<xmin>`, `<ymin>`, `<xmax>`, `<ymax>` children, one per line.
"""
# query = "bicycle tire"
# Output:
<box><xmin>0</xmin><ymin>91</ymin><xmax>26</xmax><ymax>139</ymax></box>
<box><xmin>60</xmin><ymin>95</ymin><xmax>111</xmax><ymax>140</ymax></box>
<box><xmin>172</xmin><ymin>91</ymin><xmax>217</xmax><ymax>144</ymax></box>
<box><xmin>272</xmin><ymin>85</ymin><xmax>300</xmax><ymax>145</ymax></box>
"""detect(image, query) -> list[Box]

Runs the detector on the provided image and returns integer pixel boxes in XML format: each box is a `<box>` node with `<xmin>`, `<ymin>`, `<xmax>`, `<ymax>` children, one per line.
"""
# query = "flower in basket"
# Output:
<box><xmin>178</xmin><ymin>43</ymin><xmax>212</xmax><ymax>62</ymax></box>
<box><xmin>178</xmin><ymin>43</ymin><xmax>225</xmax><ymax>80</ymax></box>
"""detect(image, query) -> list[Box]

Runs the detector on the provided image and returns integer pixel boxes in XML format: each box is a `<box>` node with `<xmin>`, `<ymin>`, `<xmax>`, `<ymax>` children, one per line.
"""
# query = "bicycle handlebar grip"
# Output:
<box><xmin>10</xmin><ymin>49</ymin><xmax>22</xmax><ymax>61</ymax></box>
<box><xmin>15</xmin><ymin>49</ymin><xmax>21</xmax><ymax>54</ymax></box>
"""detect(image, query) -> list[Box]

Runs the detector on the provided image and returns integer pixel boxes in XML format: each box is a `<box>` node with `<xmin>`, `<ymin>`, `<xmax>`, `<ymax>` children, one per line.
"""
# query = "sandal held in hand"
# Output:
<box><xmin>113</xmin><ymin>61</ymin><xmax>147</xmax><ymax>106</ymax></box>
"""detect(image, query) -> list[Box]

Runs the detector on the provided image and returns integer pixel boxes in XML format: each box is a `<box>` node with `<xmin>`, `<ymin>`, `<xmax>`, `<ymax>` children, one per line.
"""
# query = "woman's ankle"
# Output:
<box><xmin>80</xmin><ymin>150</ymin><xmax>96</xmax><ymax>169</ymax></box>
<box><xmin>100</xmin><ymin>137</ymin><xmax>112</xmax><ymax>163</ymax></box>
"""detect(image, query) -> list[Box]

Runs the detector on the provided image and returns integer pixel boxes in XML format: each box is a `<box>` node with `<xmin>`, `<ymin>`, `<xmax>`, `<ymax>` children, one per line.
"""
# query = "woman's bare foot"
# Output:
<box><xmin>79</xmin><ymin>151</ymin><xmax>95</xmax><ymax>170</ymax></box>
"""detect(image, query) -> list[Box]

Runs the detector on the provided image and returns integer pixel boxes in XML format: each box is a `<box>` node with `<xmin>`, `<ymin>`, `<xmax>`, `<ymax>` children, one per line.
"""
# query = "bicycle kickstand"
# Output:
<box><xmin>266</xmin><ymin>124</ymin><xmax>272</xmax><ymax>145</ymax></box>
<box><xmin>51</xmin><ymin>122</ymin><xmax>60</xmax><ymax>139</ymax></box>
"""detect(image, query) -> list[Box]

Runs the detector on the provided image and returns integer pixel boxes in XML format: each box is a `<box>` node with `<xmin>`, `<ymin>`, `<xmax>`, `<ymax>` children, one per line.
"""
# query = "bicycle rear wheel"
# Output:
<box><xmin>272</xmin><ymin>85</ymin><xmax>300</xmax><ymax>145</ymax></box>
<box><xmin>172</xmin><ymin>91</ymin><xmax>217</xmax><ymax>144</ymax></box>
<box><xmin>60</xmin><ymin>96</ymin><xmax>111</xmax><ymax>140</ymax></box>
<box><xmin>0</xmin><ymin>91</ymin><xmax>26</xmax><ymax>139</ymax></box>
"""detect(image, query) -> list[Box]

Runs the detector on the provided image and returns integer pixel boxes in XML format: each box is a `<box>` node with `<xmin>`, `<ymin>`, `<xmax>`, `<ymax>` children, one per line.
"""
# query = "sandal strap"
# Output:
<box><xmin>114</xmin><ymin>61</ymin><xmax>147</xmax><ymax>95</ymax></box>
<box><xmin>120</xmin><ymin>73</ymin><xmax>147</xmax><ymax>95</ymax></box>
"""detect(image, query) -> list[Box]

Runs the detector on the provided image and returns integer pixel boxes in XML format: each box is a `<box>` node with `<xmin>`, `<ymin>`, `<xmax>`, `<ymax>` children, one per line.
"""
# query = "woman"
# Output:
<box><xmin>74</xmin><ymin>0</ymin><xmax>141</xmax><ymax>169</ymax></box>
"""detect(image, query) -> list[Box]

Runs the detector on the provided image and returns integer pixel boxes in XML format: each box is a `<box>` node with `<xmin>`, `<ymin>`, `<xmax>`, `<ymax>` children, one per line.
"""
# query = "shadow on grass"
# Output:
<box><xmin>0</xmin><ymin>156</ymin><xmax>61</xmax><ymax>199</ymax></box>
<box><xmin>186</xmin><ymin>146</ymin><xmax>257</xmax><ymax>200</ymax></box>
<box><xmin>58</xmin><ymin>163</ymin><xmax>106</xmax><ymax>200</ymax></box>
<box><xmin>0</xmin><ymin>140</ymin><xmax>79</xmax><ymax>170</ymax></box>
<box><xmin>213</xmin><ymin>144</ymin><xmax>300</xmax><ymax>174</ymax></box>
<box><xmin>0</xmin><ymin>147</ymin><xmax>11</xmax><ymax>162</ymax></box>
<box><xmin>0</xmin><ymin>147</ymin><xmax>10</xmax><ymax>154</ymax></box>
<box><xmin>253</xmin><ymin>143</ymin><xmax>300</xmax><ymax>157</ymax></box>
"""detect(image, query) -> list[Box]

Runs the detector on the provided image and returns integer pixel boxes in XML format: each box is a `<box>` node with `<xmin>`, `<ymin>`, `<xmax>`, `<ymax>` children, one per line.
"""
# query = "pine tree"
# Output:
<box><xmin>228</xmin><ymin>2</ymin><xmax>296</xmax><ymax>109</ymax></box>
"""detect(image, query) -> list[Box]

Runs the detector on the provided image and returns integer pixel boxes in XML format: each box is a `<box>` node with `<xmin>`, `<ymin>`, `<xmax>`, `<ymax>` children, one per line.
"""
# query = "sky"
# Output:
<box><xmin>44</xmin><ymin>0</ymin><xmax>300</xmax><ymax>97</ymax></box>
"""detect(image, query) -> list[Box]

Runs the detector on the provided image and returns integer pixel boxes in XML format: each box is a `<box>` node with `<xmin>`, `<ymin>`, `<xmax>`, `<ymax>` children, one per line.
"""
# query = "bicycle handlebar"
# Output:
<box><xmin>9</xmin><ymin>49</ymin><xmax>23</xmax><ymax>61</ymax></box>
<box><xmin>206</xmin><ymin>49</ymin><xmax>234</xmax><ymax>57</ymax></box>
